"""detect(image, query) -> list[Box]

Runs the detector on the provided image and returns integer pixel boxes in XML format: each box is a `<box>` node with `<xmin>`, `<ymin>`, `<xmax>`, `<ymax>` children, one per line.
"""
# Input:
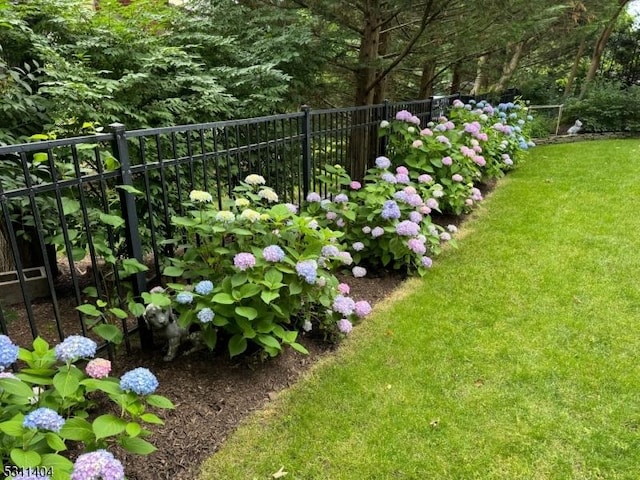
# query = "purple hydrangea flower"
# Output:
<box><xmin>407</xmin><ymin>238</ymin><xmax>427</xmax><ymax>255</ymax></box>
<box><xmin>263</xmin><ymin>245</ymin><xmax>285</xmax><ymax>262</ymax></box>
<box><xmin>194</xmin><ymin>280</ymin><xmax>214</xmax><ymax>295</ymax></box>
<box><xmin>452</xmin><ymin>174</ymin><xmax>464</xmax><ymax>182</ymax></box>
<box><xmin>334</xmin><ymin>193</ymin><xmax>349</xmax><ymax>203</ymax></box>
<box><xmin>375</xmin><ymin>156</ymin><xmax>391</xmax><ymax>169</ymax></box>
<box><xmin>0</xmin><ymin>335</ymin><xmax>19</xmax><ymax>370</ymax></box>
<box><xmin>395</xmin><ymin>110</ymin><xmax>412</xmax><ymax>121</ymax></box>
<box><xmin>197</xmin><ymin>308</ymin><xmax>215</xmax><ymax>323</ymax></box>
<box><xmin>285</xmin><ymin>203</ymin><xmax>298</xmax><ymax>214</ymax></box>
<box><xmin>333</xmin><ymin>295</ymin><xmax>356</xmax><ymax>316</ymax></box>
<box><xmin>306</xmin><ymin>192</ymin><xmax>322</xmax><ymax>202</ymax></box>
<box><xmin>326</xmin><ymin>211</ymin><xmax>338</xmax><ymax>221</ymax></box>
<box><xmin>55</xmin><ymin>336</ymin><xmax>97</xmax><ymax>363</ymax></box>
<box><xmin>234</xmin><ymin>253</ymin><xmax>256</xmax><ymax>271</ymax></box>
<box><xmin>352</xmin><ymin>266</ymin><xmax>367</xmax><ymax>278</ymax></box>
<box><xmin>381</xmin><ymin>200</ymin><xmax>401</xmax><ymax>220</ymax></box>
<box><xmin>371</xmin><ymin>227</ymin><xmax>384</xmax><ymax>238</ymax></box>
<box><xmin>421</xmin><ymin>256</ymin><xmax>433</xmax><ymax>268</ymax></box>
<box><xmin>176</xmin><ymin>292</ymin><xmax>194</xmax><ymax>304</ymax></box>
<box><xmin>436</xmin><ymin>135</ymin><xmax>450</xmax><ymax>145</ymax></box>
<box><xmin>396</xmin><ymin>221</ymin><xmax>420</xmax><ymax>236</ymax></box>
<box><xmin>406</xmin><ymin>194</ymin><xmax>423</xmax><ymax>207</ymax></box>
<box><xmin>354</xmin><ymin>301</ymin><xmax>372</xmax><ymax>318</ymax></box>
<box><xmin>23</xmin><ymin>408</ymin><xmax>65</xmax><ymax>432</ymax></box>
<box><xmin>395</xmin><ymin>173</ymin><xmax>410</xmax><ymax>184</ymax></box>
<box><xmin>71</xmin><ymin>450</ymin><xmax>125</xmax><ymax>480</ymax></box>
<box><xmin>337</xmin><ymin>319</ymin><xmax>353</xmax><ymax>334</ymax></box>
<box><xmin>426</xmin><ymin>198</ymin><xmax>439</xmax><ymax>210</ymax></box>
<box><xmin>409</xmin><ymin>211</ymin><xmax>423</xmax><ymax>223</ymax></box>
<box><xmin>352</xmin><ymin>242</ymin><xmax>364</xmax><ymax>252</ymax></box>
<box><xmin>120</xmin><ymin>368</ymin><xmax>158</xmax><ymax>395</ymax></box>
<box><xmin>296</xmin><ymin>260</ymin><xmax>318</xmax><ymax>284</ymax></box>
<box><xmin>381</xmin><ymin>172</ymin><xmax>397</xmax><ymax>184</ymax></box>
<box><xmin>418</xmin><ymin>174</ymin><xmax>433</xmax><ymax>184</ymax></box>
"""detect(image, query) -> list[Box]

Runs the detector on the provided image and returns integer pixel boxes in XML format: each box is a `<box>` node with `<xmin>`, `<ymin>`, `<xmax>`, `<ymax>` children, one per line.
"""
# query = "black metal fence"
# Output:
<box><xmin>0</xmin><ymin>95</ymin><xmax>464</xmax><ymax>353</ymax></box>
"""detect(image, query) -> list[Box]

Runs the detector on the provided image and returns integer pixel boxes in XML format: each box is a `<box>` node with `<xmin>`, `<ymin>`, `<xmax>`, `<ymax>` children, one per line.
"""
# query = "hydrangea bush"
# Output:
<box><xmin>380</xmin><ymin>99</ymin><xmax>535</xmax><ymax>214</ymax></box>
<box><xmin>0</xmin><ymin>335</ymin><xmax>173</xmax><ymax>479</ymax></box>
<box><xmin>149</xmin><ymin>175</ymin><xmax>372</xmax><ymax>358</ymax></box>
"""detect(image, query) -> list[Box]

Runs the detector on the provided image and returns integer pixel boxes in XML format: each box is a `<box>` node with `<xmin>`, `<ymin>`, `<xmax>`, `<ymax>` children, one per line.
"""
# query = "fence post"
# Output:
<box><xmin>427</xmin><ymin>96</ymin><xmax>436</xmax><ymax>123</ymax></box>
<box><xmin>109</xmin><ymin>123</ymin><xmax>153</xmax><ymax>351</ymax></box>
<box><xmin>300</xmin><ymin>105</ymin><xmax>312</xmax><ymax>200</ymax></box>
<box><xmin>379</xmin><ymin>99</ymin><xmax>390</xmax><ymax>156</ymax></box>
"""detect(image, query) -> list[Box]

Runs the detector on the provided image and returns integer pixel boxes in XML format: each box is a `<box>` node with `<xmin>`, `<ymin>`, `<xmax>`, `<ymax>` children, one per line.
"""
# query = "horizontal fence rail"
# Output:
<box><xmin>0</xmin><ymin>92</ymin><xmax>515</xmax><ymax>354</ymax></box>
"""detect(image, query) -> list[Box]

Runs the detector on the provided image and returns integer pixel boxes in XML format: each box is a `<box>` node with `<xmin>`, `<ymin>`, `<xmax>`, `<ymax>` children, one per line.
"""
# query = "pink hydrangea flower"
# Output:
<box><xmin>442</xmin><ymin>156</ymin><xmax>453</xmax><ymax>166</ymax></box>
<box><xmin>350</xmin><ymin>181</ymin><xmax>362</xmax><ymax>190</ymax></box>
<box><xmin>412</xmin><ymin>140</ymin><xmax>423</xmax><ymax>148</ymax></box>
<box><xmin>354</xmin><ymin>301</ymin><xmax>372</xmax><ymax>318</ymax></box>
<box><xmin>337</xmin><ymin>283</ymin><xmax>350</xmax><ymax>295</ymax></box>
<box><xmin>85</xmin><ymin>358</ymin><xmax>112</xmax><ymax>379</ymax></box>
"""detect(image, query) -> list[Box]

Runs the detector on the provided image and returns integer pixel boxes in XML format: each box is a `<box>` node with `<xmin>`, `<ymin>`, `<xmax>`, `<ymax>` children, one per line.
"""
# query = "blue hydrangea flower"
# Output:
<box><xmin>381</xmin><ymin>200</ymin><xmax>401</xmax><ymax>220</ymax></box>
<box><xmin>23</xmin><ymin>407</ymin><xmax>65</xmax><ymax>432</ymax></box>
<box><xmin>306</xmin><ymin>192</ymin><xmax>322</xmax><ymax>202</ymax></box>
<box><xmin>176</xmin><ymin>292</ymin><xmax>194</xmax><ymax>304</ymax></box>
<box><xmin>71</xmin><ymin>449</ymin><xmax>125</xmax><ymax>480</ymax></box>
<box><xmin>375</xmin><ymin>156</ymin><xmax>391</xmax><ymax>169</ymax></box>
<box><xmin>381</xmin><ymin>172</ymin><xmax>397</xmax><ymax>184</ymax></box>
<box><xmin>0</xmin><ymin>335</ymin><xmax>19</xmax><ymax>370</ymax></box>
<box><xmin>296</xmin><ymin>260</ymin><xmax>318</xmax><ymax>284</ymax></box>
<box><xmin>332</xmin><ymin>295</ymin><xmax>355</xmax><ymax>316</ymax></box>
<box><xmin>120</xmin><ymin>368</ymin><xmax>158</xmax><ymax>395</ymax></box>
<box><xmin>55</xmin><ymin>336</ymin><xmax>97</xmax><ymax>363</ymax></box>
<box><xmin>396</xmin><ymin>220</ymin><xmax>420</xmax><ymax>236</ymax></box>
<box><xmin>321</xmin><ymin>245</ymin><xmax>340</xmax><ymax>258</ymax></box>
<box><xmin>194</xmin><ymin>280</ymin><xmax>214</xmax><ymax>295</ymax></box>
<box><xmin>197</xmin><ymin>308</ymin><xmax>215</xmax><ymax>323</ymax></box>
<box><xmin>263</xmin><ymin>245</ymin><xmax>285</xmax><ymax>262</ymax></box>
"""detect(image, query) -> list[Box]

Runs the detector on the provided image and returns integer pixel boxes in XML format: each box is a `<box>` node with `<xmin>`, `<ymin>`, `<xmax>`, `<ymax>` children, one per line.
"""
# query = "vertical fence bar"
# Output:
<box><xmin>379</xmin><ymin>99</ymin><xmax>390</xmax><ymax>157</ymax></box>
<box><xmin>109</xmin><ymin>123</ymin><xmax>152</xmax><ymax>351</ymax></box>
<box><xmin>300</xmin><ymin>105</ymin><xmax>312</xmax><ymax>202</ymax></box>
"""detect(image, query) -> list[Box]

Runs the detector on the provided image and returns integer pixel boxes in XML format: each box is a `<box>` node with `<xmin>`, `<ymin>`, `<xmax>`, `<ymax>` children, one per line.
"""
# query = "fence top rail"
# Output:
<box><xmin>0</xmin><ymin>133</ymin><xmax>115</xmax><ymax>155</ymax></box>
<box><xmin>125</xmin><ymin>112</ymin><xmax>306</xmax><ymax>139</ymax></box>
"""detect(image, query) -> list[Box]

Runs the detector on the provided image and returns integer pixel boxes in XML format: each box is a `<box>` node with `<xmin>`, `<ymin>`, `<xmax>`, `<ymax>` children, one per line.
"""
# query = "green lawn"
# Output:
<box><xmin>199</xmin><ymin>140</ymin><xmax>640</xmax><ymax>480</ymax></box>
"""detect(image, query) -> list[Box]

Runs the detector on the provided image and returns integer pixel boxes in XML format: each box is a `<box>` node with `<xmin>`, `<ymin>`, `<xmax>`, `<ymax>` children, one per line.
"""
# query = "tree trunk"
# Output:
<box><xmin>470</xmin><ymin>55</ymin><xmax>488</xmax><ymax>95</ymax></box>
<box><xmin>350</xmin><ymin>0</ymin><xmax>381</xmax><ymax>181</ymax></box>
<box><xmin>419</xmin><ymin>59</ymin><xmax>437</xmax><ymax>98</ymax></box>
<box><xmin>449</xmin><ymin>62</ymin><xmax>462</xmax><ymax>95</ymax></box>
<box><xmin>580</xmin><ymin>0</ymin><xmax>630</xmax><ymax>98</ymax></box>
<box><xmin>490</xmin><ymin>42</ymin><xmax>525</xmax><ymax>93</ymax></box>
<box><xmin>564</xmin><ymin>38</ymin><xmax>586</xmax><ymax>98</ymax></box>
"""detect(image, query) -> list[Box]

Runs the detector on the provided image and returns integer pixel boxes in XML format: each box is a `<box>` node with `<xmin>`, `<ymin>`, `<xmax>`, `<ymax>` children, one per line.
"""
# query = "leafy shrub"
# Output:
<box><xmin>563</xmin><ymin>82</ymin><xmax>640</xmax><ymax>133</ymax></box>
<box><xmin>143</xmin><ymin>175</ymin><xmax>372</xmax><ymax>358</ymax></box>
<box><xmin>0</xmin><ymin>335</ymin><xmax>173</xmax><ymax>479</ymax></box>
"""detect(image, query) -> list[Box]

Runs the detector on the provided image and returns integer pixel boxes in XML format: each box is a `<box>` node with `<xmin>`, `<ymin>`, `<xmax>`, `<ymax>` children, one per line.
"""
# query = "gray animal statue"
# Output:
<box><xmin>567</xmin><ymin>119</ymin><xmax>582</xmax><ymax>135</ymax></box>
<box><xmin>143</xmin><ymin>303</ymin><xmax>203</xmax><ymax>361</ymax></box>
